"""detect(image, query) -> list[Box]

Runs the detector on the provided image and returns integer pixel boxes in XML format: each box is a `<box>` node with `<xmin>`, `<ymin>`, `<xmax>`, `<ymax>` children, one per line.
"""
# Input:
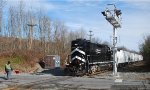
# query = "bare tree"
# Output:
<box><xmin>0</xmin><ymin>0</ymin><xmax>6</xmax><ymax>52</ymax></box>
<box><xmin>53</xmin><ymin>20</ymin><xmax>61</xmax><ymax>54</ymax></box>
<box><xmin>8</xmin><ymin>6</ymin><xmax>18</xmax><ymax>50</ymax></box>
<box><xmin>38</xmin><ymin>15</ymin><xmax>51</xmax><ymax>54</ymax></box>
<box><xmin>16</xmin><ymin>1</ymin><xmax>25</xmax><ymax>49</ymax></box>
<box><xmin>47</xmin><ymin>19</ymin><xmax>52</xmax><ymax>54</ymax></box>
<box><xmin>140</xmin><ymin>35</ymin><xmax>150</xmax><ymax>64</ymax></box>
<box><xmin>76</xmin><ymin>27</ymin><xmax>87</xmax><ymax>39</ymax></box>
<box><xmin>0</xmin><ymin>0</ymin><xmax>6</xmax><ymax>34</ymax></box>
<box><xmin>92</xmin><ymin>37</ymin><xmax>102</xmax><ymax>44</ymax></box>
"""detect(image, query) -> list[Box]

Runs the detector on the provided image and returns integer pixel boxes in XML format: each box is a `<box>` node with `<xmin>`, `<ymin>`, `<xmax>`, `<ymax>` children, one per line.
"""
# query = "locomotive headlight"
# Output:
<box><xmin>79</xmin><ymin>63</ymin><xmax>84</xmax><ymax>66</ymax></box>
<box><xmin>75</xmin><ymin>44</ymin><xmax>78</xmax><ymax>46</ymax></box>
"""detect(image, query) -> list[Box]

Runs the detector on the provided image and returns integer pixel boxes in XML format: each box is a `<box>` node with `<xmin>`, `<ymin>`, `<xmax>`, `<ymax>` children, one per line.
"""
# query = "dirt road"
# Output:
<box><xmin>0</xmin><ymin>67</ymin><xmax>150</xmax><ymax>90</ymax></box>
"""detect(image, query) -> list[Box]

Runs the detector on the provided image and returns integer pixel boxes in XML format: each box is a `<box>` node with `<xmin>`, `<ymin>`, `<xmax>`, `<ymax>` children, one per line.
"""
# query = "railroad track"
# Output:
<box><xmin>86</xmin><ymin>69</ymin><xmax>110</xmax><ymax>77</ymax></box>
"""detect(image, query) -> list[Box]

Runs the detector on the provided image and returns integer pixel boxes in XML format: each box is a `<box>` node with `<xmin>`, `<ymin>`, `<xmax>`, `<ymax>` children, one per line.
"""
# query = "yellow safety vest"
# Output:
<box><xmin>5</xmin><ymin>64</ymin><xmax>11</xmax><ymax>70</ymax></box>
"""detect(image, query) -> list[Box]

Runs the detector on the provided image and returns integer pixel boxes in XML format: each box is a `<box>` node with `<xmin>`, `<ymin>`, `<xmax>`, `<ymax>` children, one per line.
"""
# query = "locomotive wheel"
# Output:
<box><xmin>89</xmin><ymin>65</ymin><xmax>97</xmax><ymax>74</ymax></box>
<box><xmin>89</xmin><ymin>69</ymin><xmax>92</xmax><ymax>74</ymax></box>
<box><xmin>97</xmin><ymin>66</ymin><xmax>101</xmax><ymax>71</ymax></box>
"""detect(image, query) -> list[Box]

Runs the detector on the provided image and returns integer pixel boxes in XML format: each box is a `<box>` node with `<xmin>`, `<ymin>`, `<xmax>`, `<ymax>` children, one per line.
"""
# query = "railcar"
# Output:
<box><xmin>65</xmin><ymin>38</ymin><xmax>112</xmax><ymax>76</ymax></box>
<box><xmin>116</xmin><ymin>50</ymin><xmax>143</xmax><ymax>67</ymax></box>
<box><xmin>65</xmin><ymin>38</ymin><xmax>143</xmax><ymax>76</ymax></box>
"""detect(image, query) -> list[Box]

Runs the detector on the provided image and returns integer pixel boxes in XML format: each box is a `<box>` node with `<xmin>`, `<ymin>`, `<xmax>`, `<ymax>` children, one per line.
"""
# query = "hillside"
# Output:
<box><xmin>0</xmin><ymin>50</ymin><xmax>44</xmax><ymax>73</ymax></box>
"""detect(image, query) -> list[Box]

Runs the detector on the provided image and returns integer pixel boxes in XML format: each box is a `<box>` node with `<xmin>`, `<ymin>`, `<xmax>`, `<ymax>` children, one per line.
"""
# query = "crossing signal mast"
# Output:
<box><xmin>101</xmin><ymin>4</ymin><xmax>122</xmax><ymax>76</ymax></box>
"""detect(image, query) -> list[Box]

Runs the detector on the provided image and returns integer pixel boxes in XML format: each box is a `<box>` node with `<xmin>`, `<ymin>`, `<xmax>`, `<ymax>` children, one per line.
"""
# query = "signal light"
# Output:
<box><xmin>115</xmin><ymin>10</ymin><xmax>122</xmax><ymax>17</ymax></box>
<box><xmin>101</xmin><ymin>11</ymin><xmax>106</xmax><ymax>16</ymax></box>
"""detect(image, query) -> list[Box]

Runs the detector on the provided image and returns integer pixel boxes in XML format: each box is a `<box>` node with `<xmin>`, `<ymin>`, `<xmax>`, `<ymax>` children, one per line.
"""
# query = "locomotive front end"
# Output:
<box><xmin>65</xmin><ymin>39</ymin><xmax>87</xmax><ymax>76</ymax></box>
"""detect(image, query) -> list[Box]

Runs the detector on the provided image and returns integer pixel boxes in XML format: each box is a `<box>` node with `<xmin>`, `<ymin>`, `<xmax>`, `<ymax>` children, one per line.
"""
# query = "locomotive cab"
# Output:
<box><xmin>66</xmin><ymin>38</ymin><xmax>112</xmax><ymax>76</ymax></box>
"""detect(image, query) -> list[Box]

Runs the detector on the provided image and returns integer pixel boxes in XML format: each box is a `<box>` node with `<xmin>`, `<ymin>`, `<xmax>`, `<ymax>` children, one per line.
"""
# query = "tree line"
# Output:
<box><xmin>0</xmin><ymin>0</ymin><xmax>88</xmax><ymax>66</ymax></box>
<box><xmin>140</xmin><ymin>35</ymin><xmax>150</xmax><ymax>65</ymax></box>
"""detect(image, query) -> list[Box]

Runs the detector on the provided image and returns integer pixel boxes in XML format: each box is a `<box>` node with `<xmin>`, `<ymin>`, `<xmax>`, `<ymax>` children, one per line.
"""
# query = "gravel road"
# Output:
<box><xmin>0</xmin><ymin>70</ymin><xmax>150</xmax><ymax>90</ymax></box>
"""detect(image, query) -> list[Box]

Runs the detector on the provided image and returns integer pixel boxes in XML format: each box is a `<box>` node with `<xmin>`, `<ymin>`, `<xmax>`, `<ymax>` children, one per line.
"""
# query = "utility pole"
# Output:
<box><xmin>88</xmin><ymin>30</ymin><xmax>94</xmax><ymax>42</ymax></box>
<box><xmin>101</xmin><ymin>4</ymin><xmax>122</xmax><ymax>76</ymax></box>
<box><xmin>27</xmin><ymin>23</ymin><xmax>37</xmax><ymax>50</ymax></box>
<box><xmin>88</xmin><ymin>30</ymin><xmax>94</xmax><ymax>73</ymax></box>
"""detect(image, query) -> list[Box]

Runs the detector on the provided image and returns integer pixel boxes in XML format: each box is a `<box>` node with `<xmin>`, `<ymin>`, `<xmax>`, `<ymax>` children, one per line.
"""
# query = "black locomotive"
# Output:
<box><xmin>65</xmin><ymin>38</ymin><xmax>112</xmax><ymax>76</ymax></box>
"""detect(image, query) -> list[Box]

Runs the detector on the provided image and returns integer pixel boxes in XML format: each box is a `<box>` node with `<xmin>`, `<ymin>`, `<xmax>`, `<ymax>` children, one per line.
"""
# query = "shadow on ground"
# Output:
<box><xmin>36</xmin><ymin>67</ymin><xmax>67</xmax><ymax>76</ymax></box>
<box><xmin>0</xmin><ymin>76</ymin><xmax>7</xmax><ymax>80</ymax></box>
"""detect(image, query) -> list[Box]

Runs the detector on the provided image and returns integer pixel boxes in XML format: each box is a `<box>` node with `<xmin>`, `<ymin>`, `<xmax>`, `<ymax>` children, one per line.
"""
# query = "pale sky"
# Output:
<box><xmin>6</xmin><ymin>0</ymin><xmax>150</xmax><ymax>52</ymax></box>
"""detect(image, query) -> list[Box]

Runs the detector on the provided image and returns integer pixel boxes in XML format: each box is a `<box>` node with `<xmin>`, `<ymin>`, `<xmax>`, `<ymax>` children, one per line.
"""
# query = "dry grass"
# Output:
<box><xmin>118</xmin><ymin>61</ymin><xmax>150</xmax><ymax>72</ymax></box>
<box><xmin>0</xmin><ymin>50</ymin><xmax>44</xmax><ymax>73</ymax></box>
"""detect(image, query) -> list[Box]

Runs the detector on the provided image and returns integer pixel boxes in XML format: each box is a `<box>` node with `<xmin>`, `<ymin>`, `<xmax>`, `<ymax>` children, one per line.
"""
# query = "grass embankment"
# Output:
<box><xmin>0</xmin><ymin>50</ymin><xmax>44</xmax><ymax>73</ymax></box>
<box><xmin>118</xmin><ymin>61</ymin><xmax>150</xmax><ymax>72</ymax></box>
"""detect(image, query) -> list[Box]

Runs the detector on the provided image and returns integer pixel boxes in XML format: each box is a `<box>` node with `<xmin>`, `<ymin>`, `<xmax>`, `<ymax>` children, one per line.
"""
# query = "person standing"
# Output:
<box><xmin>5</xmin><ymin>61</ymin><xmax>13</xmax><ymax>80</ymax></box>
